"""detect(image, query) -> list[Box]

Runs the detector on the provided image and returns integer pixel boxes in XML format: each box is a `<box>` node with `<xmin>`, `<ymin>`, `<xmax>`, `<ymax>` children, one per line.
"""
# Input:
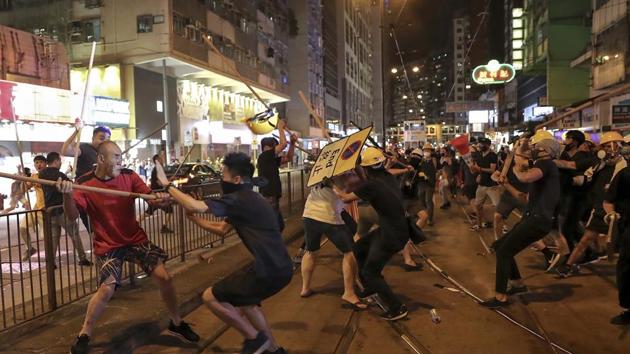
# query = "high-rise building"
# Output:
<box><xmin>427</xmin><ymin>52</ymin><xmax>453</xmax><ymax>124</ymax></box>
<box><xmin>391</xmin><ymin>59</ymin><xmax>428</xmax><ymax>124</ymax></box>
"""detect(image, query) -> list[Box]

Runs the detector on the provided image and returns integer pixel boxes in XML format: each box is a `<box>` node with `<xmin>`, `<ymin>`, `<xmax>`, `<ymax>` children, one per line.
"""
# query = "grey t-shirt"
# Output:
<box><xmin>76</xmin><ymin>143</ymin><xmax>98</xmax><ymax>179</ymax></box>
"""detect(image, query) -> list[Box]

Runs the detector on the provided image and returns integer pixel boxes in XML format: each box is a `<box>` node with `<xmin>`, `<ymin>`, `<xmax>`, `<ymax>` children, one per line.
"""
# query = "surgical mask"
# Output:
<box><xmin>221</xmin><ymin>180</ymin><xmax>246</xmax><ymax>194</ymax></box>
<box><xmin>370</xmin><ymin>162</ymin><xmax>385</xmax><ymax>170</ymax></box>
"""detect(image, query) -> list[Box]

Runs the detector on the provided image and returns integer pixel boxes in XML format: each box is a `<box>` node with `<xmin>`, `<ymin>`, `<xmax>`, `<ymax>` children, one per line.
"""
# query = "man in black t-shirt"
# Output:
<box><xmin>470</xmin><ymin>137</ymin><xmax>501</xmax><ymax>230</ymax></box>
<box><xmin>481</xmin><ymin>136</ymin><xmax>561</xmax><ymax>309</ymax></box>
<box><xmin>256</xmin><ymin>119</ymin><xmax>296</xmax><ymax>232</ymax></box>
<box><xmin>334</xmin><ymin>148</ymin><xmax>420</xmax><ymax>321</ymax></box>
<box><xmin>163</xmin><ymin>152</ymin><xmax>293</xmax><ymax>354</ymax></box>
<box><xmin>555</xmin><ymin>130</ymin><xmax>598</xmax><ymax>253</ymax></box>
<box><xmin>604</xmin><ymin>163</ymin><xmax>630</xmax><ymax>325</ymax></box>
<box><xmin>492</xmin><ymin>144</ymin><xmax>529</xmax><ymax>240</ymax></box>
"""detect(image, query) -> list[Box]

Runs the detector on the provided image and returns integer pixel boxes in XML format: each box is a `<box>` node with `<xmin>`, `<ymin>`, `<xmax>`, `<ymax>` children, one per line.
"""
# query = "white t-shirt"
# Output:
<box><xmin>302</xmin><ymin>186</ymin><xmax>345</xmax><ymax>225</ymax></box>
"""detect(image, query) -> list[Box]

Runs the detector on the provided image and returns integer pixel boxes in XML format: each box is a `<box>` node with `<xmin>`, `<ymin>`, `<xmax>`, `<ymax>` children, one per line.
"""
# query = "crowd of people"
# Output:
<box><xmin>2</xmin><ymin>119</ymin><xmax>630</xmax><ymax>354</ymax></box>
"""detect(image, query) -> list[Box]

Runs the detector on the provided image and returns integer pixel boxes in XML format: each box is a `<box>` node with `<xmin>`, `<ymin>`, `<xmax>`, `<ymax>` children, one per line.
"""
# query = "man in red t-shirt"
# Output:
<box><xmin>56</xmin><ymin>141</ymin><xmax>199</xmax><ymax>354</ymax></box>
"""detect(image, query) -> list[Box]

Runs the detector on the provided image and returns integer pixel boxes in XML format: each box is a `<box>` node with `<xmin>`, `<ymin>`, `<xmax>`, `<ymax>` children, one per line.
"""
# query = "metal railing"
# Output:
<box><xmin>0</xmin><ymin>169</ymin><xmax>308</xmax><ymax>331</ymax></box>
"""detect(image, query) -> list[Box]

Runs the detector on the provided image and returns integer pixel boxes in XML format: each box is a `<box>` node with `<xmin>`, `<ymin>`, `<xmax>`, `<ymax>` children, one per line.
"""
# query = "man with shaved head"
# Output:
<box><xmin>56</xmin><ymin>141</ymin><xmax>199</xmax><ymax>354</ymax></box>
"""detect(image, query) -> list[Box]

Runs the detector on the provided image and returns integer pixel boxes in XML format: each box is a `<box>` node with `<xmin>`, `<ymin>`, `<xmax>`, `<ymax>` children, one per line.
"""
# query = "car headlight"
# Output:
<box><xmin>172</xmin><ymin>177</ymin><xmax>189</xmax><ymax>187</ymax></box>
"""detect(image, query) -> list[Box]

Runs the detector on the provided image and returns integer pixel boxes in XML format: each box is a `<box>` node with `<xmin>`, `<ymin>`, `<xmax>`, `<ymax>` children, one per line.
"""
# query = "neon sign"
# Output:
<box><xmin>472</xmin><ymin>60</ymin><xmax>516</xmax><ymax>85</ymax></box>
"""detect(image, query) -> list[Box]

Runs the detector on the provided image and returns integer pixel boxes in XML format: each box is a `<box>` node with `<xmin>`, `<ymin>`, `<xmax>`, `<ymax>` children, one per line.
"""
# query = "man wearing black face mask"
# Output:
<box><xmin>554</xmin><ymin>130</ymin><xmax>598</xmax><ymax>261</ymax></box>
<box><xmin>163</xmin><ymin>152</ymin><xmax>293</xmax><ymax>354</ymax></box>
<box><xmin>481</xmin><ymin>133</ymin><xmax>561</xmax><ymax>308</ymax></box>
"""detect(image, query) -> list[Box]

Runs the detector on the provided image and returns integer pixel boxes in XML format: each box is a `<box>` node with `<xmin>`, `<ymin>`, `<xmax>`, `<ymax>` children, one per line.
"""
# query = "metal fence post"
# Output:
<box><xmin>177</xmin><ymin>205</ymin><xmax>186</xmax><ymax>262</ymax></box>
<box><xmin>42</xmin><ymin>210</ymin><xmax>57</xmax><ymax>311</ymax></box>
<box><xmin>286</xmin><ymin>171</ymin><xmax>292</xmax><ymax>214</ymax></box>
<box><xmin>300</xmin><ymin>170</ymin><xmax>305</xmax><ymax>202</ymax></box>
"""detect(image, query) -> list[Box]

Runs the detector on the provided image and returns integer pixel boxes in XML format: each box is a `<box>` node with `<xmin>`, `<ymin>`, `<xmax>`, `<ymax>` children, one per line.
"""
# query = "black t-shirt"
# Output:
<box><xmin>418</xmin><ymin>159</ymin><xmax>437</xmax><ymax>187</ymax></box>
<box><xmin>205</xmin><ymin>185</ymin><xmax>292</xmax><ymax>278</ymax></box>
<box><xmin>76</xmin><ymin>143</ymin><xmax>98</xmax><ymax>179</ymax></box>
<box><xmin>475</xmin><ymin>151</ymin><xmax>498</xmax><ymax>187</ymax></box>
<box><xmin>506</xmin><ymin>160</ymin><xmax>529</xmax><ymax>193</ymax></box>
<box><xmin>526</xmin><ymin>159</ymin><xmax>560</xmax><ymax>221</ymax></box>
<box><xmin>368</xmin><ymin>168</ymin><xmax>402</xmax><ymax>198</ymax></box>
<box><xmin>558</xmin><ymin>150</ymin><xmax>597</xmax><ymax>195</ymax></box>
<box><xmin>354</xmin><ymin>178</ymin><xmax>408</xmax><ymax>250</ymax></box>
<box><xmin>257</xmin><ymin>149</ymin><xmax>282</xmax><ymax>198</ymax></box>
<box><xmin>605</xmin><ymin>166</ymin><xmax>630</xmax><ymax>225</ymax></box>
<box><xmin>39</xmin><ymin>167</ymin><xmax>70</xmax><ymax>216</ymax></box>
<box><xmin>587</xmin><ymin>164</ymin><xmax>615</xmax><ymax>212</ymax></box>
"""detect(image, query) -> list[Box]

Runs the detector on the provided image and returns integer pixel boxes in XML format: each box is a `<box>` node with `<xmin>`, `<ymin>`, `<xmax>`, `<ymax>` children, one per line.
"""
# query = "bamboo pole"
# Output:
<box><xmin>298</xmin><ymin>90</ymin><xmax>332</xmax><ymax>143</ymax></box>
<box><xmin>121</xmin><ymin>122</ymin><xmax>168</xmax><ymax>155</ymax></box>
<box><xmin>71</xmin><ymin>41</ymin><xmax>97</xmax><ymax>179</ymax></box>
<box><xmin>0</xmin><ymin>172</ymin><xmax>157</xmax><ymax>200</ymax></box>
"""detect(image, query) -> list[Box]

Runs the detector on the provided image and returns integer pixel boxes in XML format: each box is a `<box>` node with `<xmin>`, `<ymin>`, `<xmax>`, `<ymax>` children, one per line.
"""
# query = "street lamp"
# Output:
<box><xmin>417</xmin><ymin>94</ymin><xmax>422</xmax><ymax>99</ymax></box>
<box><xmin>402</xmin><ymin>95</ymin><xmax>408</xmax><ymax>99</ymax></box>
<box><xmin>391</xmin><ymin>67</ymin><xmax>398</xmax><ymax>74</ymax></box>
<box><xmin>412</xmin><ymin>66</ymin><xmax>419</xmax><ymax>73</ymax></box>
<box><xmin>409</xmin><ymin>109</ymin><xmax>413</xmax><ymax>113</ymax></box>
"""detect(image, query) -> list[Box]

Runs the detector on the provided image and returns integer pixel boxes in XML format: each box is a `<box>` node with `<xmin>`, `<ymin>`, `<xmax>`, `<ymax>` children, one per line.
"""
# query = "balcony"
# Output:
<box><xmin>593</xmin><ymin>0</ymin><xmax>627</xmax><ymax>35</ymax></box>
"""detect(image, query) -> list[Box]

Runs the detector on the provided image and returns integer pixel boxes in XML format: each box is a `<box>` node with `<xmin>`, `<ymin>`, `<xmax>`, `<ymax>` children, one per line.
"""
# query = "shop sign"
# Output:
<box><xmin>177</xmin><ymin>80</ymin><xmax>210</xmax><ymax>120</ymax></box>
<box><xmin>472</xmin><ymin>60</ymin><xmax>515</xmax><ymax>85</ymax></box>
<box><xmin>1</xmin><ymin>79</ymin><xmax>74</xmax><ymax>123</ymax></box>
<box><xmin>91</xmin><ymin>96</ymin><xmax>130</xmax><ymax>127</ymax></box>
<box><xmin>561</xmin><ymin>112</ymin><xmax>580</xmax><ymax>129</ymax></box>
<box><xmin>612</xmin><ymin>100</ymin><xmax>630</xmax><ymax>127</ymax></box>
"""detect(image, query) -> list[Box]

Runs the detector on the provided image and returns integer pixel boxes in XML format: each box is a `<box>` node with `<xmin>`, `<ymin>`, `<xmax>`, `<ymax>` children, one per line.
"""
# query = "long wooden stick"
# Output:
<box><xmin>172</xmin><ymin>144</ymin><xmax>196</xmax><ymax>177</ymax></box>
<box><xmin>272</xmin><ymin>134</ymin><xmax>314</xmax><ymax>157</ymax></box>
<box><xmin>121</xmin><ymin>122</ymin><xmax>168</xmax><ymax>155</ymax></box>
<box><xmin>202</xmin><ymin>36</ymin><xmax>270</xmax><ymax>110</ymax></box>
<box><xmin>0</xmin><ymin>171</ymin><xmax>157</xmax><ymax>200</ymax></box>
<box><xmin>72</xmin><ymin>41</ymin><xmax>97</xmax><ymax>178</ymax></box>
<box><xmin>298</xmin><ymin>90</ymin><xmax>332</xmax><ymax>143</ymax></box>
<box><xmin>10</xmin><ymin>98</ymin><xmax>32</xmax><ymax>208</ymax></box>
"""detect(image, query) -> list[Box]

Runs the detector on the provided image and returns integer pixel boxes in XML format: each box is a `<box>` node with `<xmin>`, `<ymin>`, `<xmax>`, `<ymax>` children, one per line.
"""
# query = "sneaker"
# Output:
<box><xmin>380</xmin><ymin>304</ymin><xmax>408</xmax><ymax>321</ymax></box>
<box><xmin>479</xmin><ymin>298</ymin><xmax>509</xmax><ymax>309</ymax></box>
<box><xmin>506</xmin><ymin>285</ymin><xmax>529</xmax><ymax>295</ymax></box>
<box><xmin>70</xmin><ymin>334</ymin><xmax>90</xmax><ymax>354</ymax></box>
<box><xmin>241</xmin><ymin>331</ymin><xmax>271</xmax><ymax>354</ymax></box>
<box><xmin>545</xmin><ymin>253</ymin><xmax>563</xmax><ymax>272</ymax></box>
<box><xmin>168</xmin><ymin>320</ymin><xmax>200</xmax><ymax>343</ymax></box>
<box><xmin>610</xmin><ymin>310</ymin><xmax>630</xmax><ymax>325</ymax></box>
<box><xmin>556</xmin><ymin>264</ymin><xmax>579</xmax><ymax>278</ymax></box>
<box><xmin>78</xmin><ymin>259</ymin><xmax>93</xmax><ymax>267</ymax></box>
<box><xmin>264</xmin><ymin>347</ymin><xmax>288</xmax><ymax>354</ymax></box>
<box><xmin>161</xmin><ymin>225</ymin><xmax>174</xmax><ymax>234</ymax></box>
<box><xmin>402</xmin><ymin>263</ymin><xmax>422</xmax><ymax>272</ymax></box>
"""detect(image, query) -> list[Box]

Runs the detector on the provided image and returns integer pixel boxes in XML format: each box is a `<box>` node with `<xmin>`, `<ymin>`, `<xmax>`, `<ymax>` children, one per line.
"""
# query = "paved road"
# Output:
<box><xmin>131</xmin><ymin>196</ymin><xmax>627</xmax><ymax>354</ymax></box>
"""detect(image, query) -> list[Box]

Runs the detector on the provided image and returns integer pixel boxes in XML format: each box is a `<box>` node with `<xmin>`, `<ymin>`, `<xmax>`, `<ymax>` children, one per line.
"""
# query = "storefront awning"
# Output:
<box><xmin>536</xmin><ymin>83</ymin><xmax>630</xmax><ymax>130</ymax></box>
<box><xmin>135</xmin><ymin>56</ymin><xmax>290</xmax><ymax>104</ymax></box>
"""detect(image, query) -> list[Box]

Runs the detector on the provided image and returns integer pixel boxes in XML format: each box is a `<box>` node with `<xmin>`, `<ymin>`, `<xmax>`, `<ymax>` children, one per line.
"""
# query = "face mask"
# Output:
<box><xmin>480</xmin><ymin>145</ymin><xmax>489</xmax><ymax>152</ymax></box>
<box><xmin>531</xmin><ymin>149</ymin><xmax>540</xmax><ymax>161</ymax></box>
<box><xmin>370</xmin><ymin>162</ymin><xmax>385</xmax><ymax>170</ymax></box>
<box><xmin>564</xmin><ymin>142</ymin><xmax>576</xmax><ymax>151</ymax></box>
<box><xmin>221</xmin><ymin>180</ymin><xmax>245</xmax><ymax>194</ymax></box>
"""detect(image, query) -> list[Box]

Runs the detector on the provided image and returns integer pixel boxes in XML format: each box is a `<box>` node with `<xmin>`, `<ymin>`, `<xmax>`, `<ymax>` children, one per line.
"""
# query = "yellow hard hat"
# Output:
<box><xmin>244</xmin><ymin>109</ymin><xmax>279</xmax><ymax>135</ymax></box>
<box><xmin>583</xmin><ymin>132</ymin><xmax>593</xmax><ymax>144</ymax></box>
<box><xmin>530</xmin><ymin>130</ymin><xmax>555</xmax><ymax>145</ymax></box>
<box><xmin>360</xmin><ymin>147</ymin><xmax>386</xmax><ymax>167</ymax></box>
<box><xmin>422</xmin><ymin>143</ymin><xmax>433</xmax><ymax>150</ymax></box>
<box><xmin>600</xmin><ymin>131</ymin><xmax>624</xmax><ymax>145</ymax></box>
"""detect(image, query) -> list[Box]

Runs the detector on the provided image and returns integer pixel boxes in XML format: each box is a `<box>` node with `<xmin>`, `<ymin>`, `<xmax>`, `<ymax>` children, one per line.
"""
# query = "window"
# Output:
<box><xmin>173</xmin><ymin>13</ymin><xmax>186</xmax><ymax>36</ymax></box>
<box><xmin>0</xmin><ymin>0</ymin><xmax>12</xmax><ymax>11</ymax></box>
<box><xmin>70</xmin><ymin>18</ymin><xmax>101</xmax><ymax>43</ymax></box>
<box><xmin>137</xmin><ymin>15</ymin><xmax>153</xmax><ymax>33</ymax></box>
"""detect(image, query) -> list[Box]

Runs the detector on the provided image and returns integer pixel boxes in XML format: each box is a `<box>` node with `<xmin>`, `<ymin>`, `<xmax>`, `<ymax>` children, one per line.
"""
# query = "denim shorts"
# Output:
<box><xmin>303</xmin><ymin>217</ymin><xmax>353</xmax><ymax>253</ymax></box>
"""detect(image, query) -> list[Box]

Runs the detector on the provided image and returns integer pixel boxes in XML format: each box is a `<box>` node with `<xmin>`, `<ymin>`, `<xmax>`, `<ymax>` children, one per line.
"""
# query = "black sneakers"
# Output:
<box><xmin>480</xmin><ymin>298</ymin><xmax>509</xmax><ymax>309</ymax></box>
<box><xmin>78</xmin><ymin>259</ymin><xmax>93</xmax><ymax>267</ymax></box>
<box><xmin>380</xmin><ymin>304</ymin><xmax>408</xmax><ymax>321</ymax></box>
<box><xmin>168</xmin><ymin>320</ymin><xmax>200</xmax><ymax>343</ymax></box>
<box><xmin>610</xmin><ymin>310</ymin><xmax>630</xmax><ymax>325</ymax></box>
<box><xmin>241</xmin><ymin>331</ymin><xmax>271</xmax><ymax>354</ymax></box>
<box><xmin>506</xmin><ymin>285</ymin><xmax>529</xmax><ymax>295</ymax></box>
<box><xmin>556</xmin><ymin>264</ymin><xmax>580</xmax><ymax>278</ymax></box>
<box><xmin>70</xmin><ymin>334</ymin><xmax>90</xmax><ymax>354</ymax></box>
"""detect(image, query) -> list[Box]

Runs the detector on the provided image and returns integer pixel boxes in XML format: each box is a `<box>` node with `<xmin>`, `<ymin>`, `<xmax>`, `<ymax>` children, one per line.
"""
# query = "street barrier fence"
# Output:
<box><xmin>0</xmin><ymin>168</ymin><xmax>308</xmax><ymax>331</ymax></box>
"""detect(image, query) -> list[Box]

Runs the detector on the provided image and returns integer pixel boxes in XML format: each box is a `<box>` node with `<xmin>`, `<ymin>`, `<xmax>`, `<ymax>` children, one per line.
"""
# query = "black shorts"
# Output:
<box><xmin>463</xmin><ymin>184</ymin><xmax>477</xmax><ymax>200</ymax></box>
<box><xmin>585</xmin><ymin>210</ymin><xmax>608</xmax><ymax>235</ymax></box>
<box><xmin>212</xmin><ymin>269</ymin><xmax>292</xmax><ymax>307</ymax></box>
<box><xmin>96</xmin><ymin>241</ymin><xmax>168</xmax><ymax>289</ymax></box>
<box><xmin>303</xmin><ymin>217</ymin><xmax>353</xmax><ymax>253</ymax></box>
<box><xmin>496</xmin><ymin>191</ymin><xmax>526</xmax><ymax>219</ymax></box>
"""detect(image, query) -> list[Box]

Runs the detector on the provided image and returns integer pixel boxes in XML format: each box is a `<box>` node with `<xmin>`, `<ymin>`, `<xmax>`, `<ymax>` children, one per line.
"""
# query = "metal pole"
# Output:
<box><xmin>177</xmin><ymin>205</ymin><xmax>186</xmax><ymax>262</ymax></box>
<box><xmin>162</xmin><ymin>59</ymin><xmax>172</xmax><ymax>163</ymax></box>
<box><xmin>287</xmin><ymin>171</ymin><xmax>292</xmax><ymax>215</ymax></box>
<box><xmin>43</xmin><ymin>211</ymin><xmax>57</xmax><ymax>311</ymax></box>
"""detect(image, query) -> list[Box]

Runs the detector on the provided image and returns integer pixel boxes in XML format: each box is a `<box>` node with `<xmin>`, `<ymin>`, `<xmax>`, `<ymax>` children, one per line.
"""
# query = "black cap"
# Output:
<box><xmin>478</xmin><ymin>137</ymin><xmax>491</xmax><ymax>145</ymax></box>
<box><xmin>260</xmin><ymin>137</ymin><xmax>279</xmax><ymax>148</ymax></box>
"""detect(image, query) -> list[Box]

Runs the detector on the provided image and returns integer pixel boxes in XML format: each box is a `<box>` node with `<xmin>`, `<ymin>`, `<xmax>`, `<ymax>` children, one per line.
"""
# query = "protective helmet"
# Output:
<box><xmin>583</xmin><ymin>132</ymin><xmax>594</xmax><ymax>144</ymax></box>
<box><xmin>534</xmin><ymin>138</ymin><xmax>561</xmax><ymax>159</ymax></box>
<box><xmin>624</xmin><ymin>134</ymin><xmax>630</xmax><ymax>144</ymax></box>
<box><xmin>360</xmin><ymin>147</ymin><xmax>386</xmax><ymax>167</ymax></box>
<box><xmin>529</xmin><ymin>130</ymin><xmax>554</xmax><ymax>145</ymax></box>
<box><xmin>422</xmin><ymin>143</ymin><xmax>433</xmax><ymax>150</ymax></box>
<box><xmin>244</xmin><ymin>109</ymin><xmax>279</xmax><ymax>135</ymax></box>
<box><xmin>564</xmin><ymin>130</ymin><xmax>585</xmax><ymax>145</ymax></box>
<box><xmin>411</xmin><ymin>148</ymin><xmax>423</xmax><ymax>156</ymax></box>
<box><xmin>600</xmin><ymin>131</ymin><xmax>624</xmax><ymax>145</ymax></box>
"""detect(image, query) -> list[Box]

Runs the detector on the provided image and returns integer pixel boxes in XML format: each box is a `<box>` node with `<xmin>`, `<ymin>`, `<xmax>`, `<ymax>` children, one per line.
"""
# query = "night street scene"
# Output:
<box><xmin>1</xmin><ymin>0</ymin><xmax>630</xmax><ymax>353</ymax></box>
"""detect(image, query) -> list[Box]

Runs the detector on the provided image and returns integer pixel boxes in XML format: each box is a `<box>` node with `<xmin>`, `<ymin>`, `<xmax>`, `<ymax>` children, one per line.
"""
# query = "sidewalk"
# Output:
<box><xmin>0</xmin><ymin>212</ymin><xmax>305</xmax><ymax>354</ymax></box>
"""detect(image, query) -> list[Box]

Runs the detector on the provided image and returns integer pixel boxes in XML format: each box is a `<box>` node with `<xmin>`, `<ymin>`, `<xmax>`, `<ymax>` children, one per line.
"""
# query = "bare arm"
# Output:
<box><xmin>388</xmin><ymin>166</ymin><xmax>413</xmax><ymax>176</ymax></box>
<box><xmin>503</xmin><ymin>182</ymin><xmax>528</xmax><ymax>204</ymax></box>
<box><xmin>274</xmin><ymin>120</ymin><xmax>288</xmax><ymax>155</ymax></box>
<box><xmin>281</xmin><ymin>133</ymin><xmax>297</xmax><ymax>165</ymax></box>
<box><xmin>57</xmin><ymin>179</ymin><xmax>80</xmax><ymax>221</ymax></box>
<box><xmin>187</xmin><ymin>214</ymin><xmax>232</xmax><ymax>235</ymax></box>
<box><xmin>61</xmin><ymin>129</ymin><xmax>82</xmax><ymax>157</ymax></box>
<box><xmin>513</xmin><ymin>166</ymin><xmax>544</xmax><ymax>183</ymax></box>
<box><xmin>603</xmin><ymin>201</ymin><xmax>615</xmax><ymax>215</ymax></box>
<box><xmin>478</xmin><ymin>162</ymin><xmax>496</xmax><ymax>174</ymax></box>
<box><xmin>554</xmin><ymin>159</ymin><xmax>577</xmax><ymax>170</ymax></box>
<box><xmin>167</xmin><ymin>186</ymin><xmax>209</xmax><ymax>213</ymax></box>
<box><xmin>332</xmin><ymin>185</ymin><xmax>360</xmax><ymax>203</ymax></box>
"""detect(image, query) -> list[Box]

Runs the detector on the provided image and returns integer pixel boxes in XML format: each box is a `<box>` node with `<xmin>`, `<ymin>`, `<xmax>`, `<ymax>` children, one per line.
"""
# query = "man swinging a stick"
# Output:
<box><xmin>54</xmin><ymin>141</ymin><xmax>199</xmax><ymax>354</ymax></box>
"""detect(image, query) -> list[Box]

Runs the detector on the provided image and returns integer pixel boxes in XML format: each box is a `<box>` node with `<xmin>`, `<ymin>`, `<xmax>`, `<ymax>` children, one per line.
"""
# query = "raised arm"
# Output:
<box><xmin>61</xmin><ymin>129</ymin><xmax>82</xmax><ymax>157</ymax></box>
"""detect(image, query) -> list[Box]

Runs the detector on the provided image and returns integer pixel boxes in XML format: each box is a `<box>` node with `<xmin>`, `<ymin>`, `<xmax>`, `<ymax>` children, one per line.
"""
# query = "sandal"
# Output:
<box><xmin>342</xmin><ymin>299</ymin><xmax>368</xmax><ymax>311</ymax></box>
